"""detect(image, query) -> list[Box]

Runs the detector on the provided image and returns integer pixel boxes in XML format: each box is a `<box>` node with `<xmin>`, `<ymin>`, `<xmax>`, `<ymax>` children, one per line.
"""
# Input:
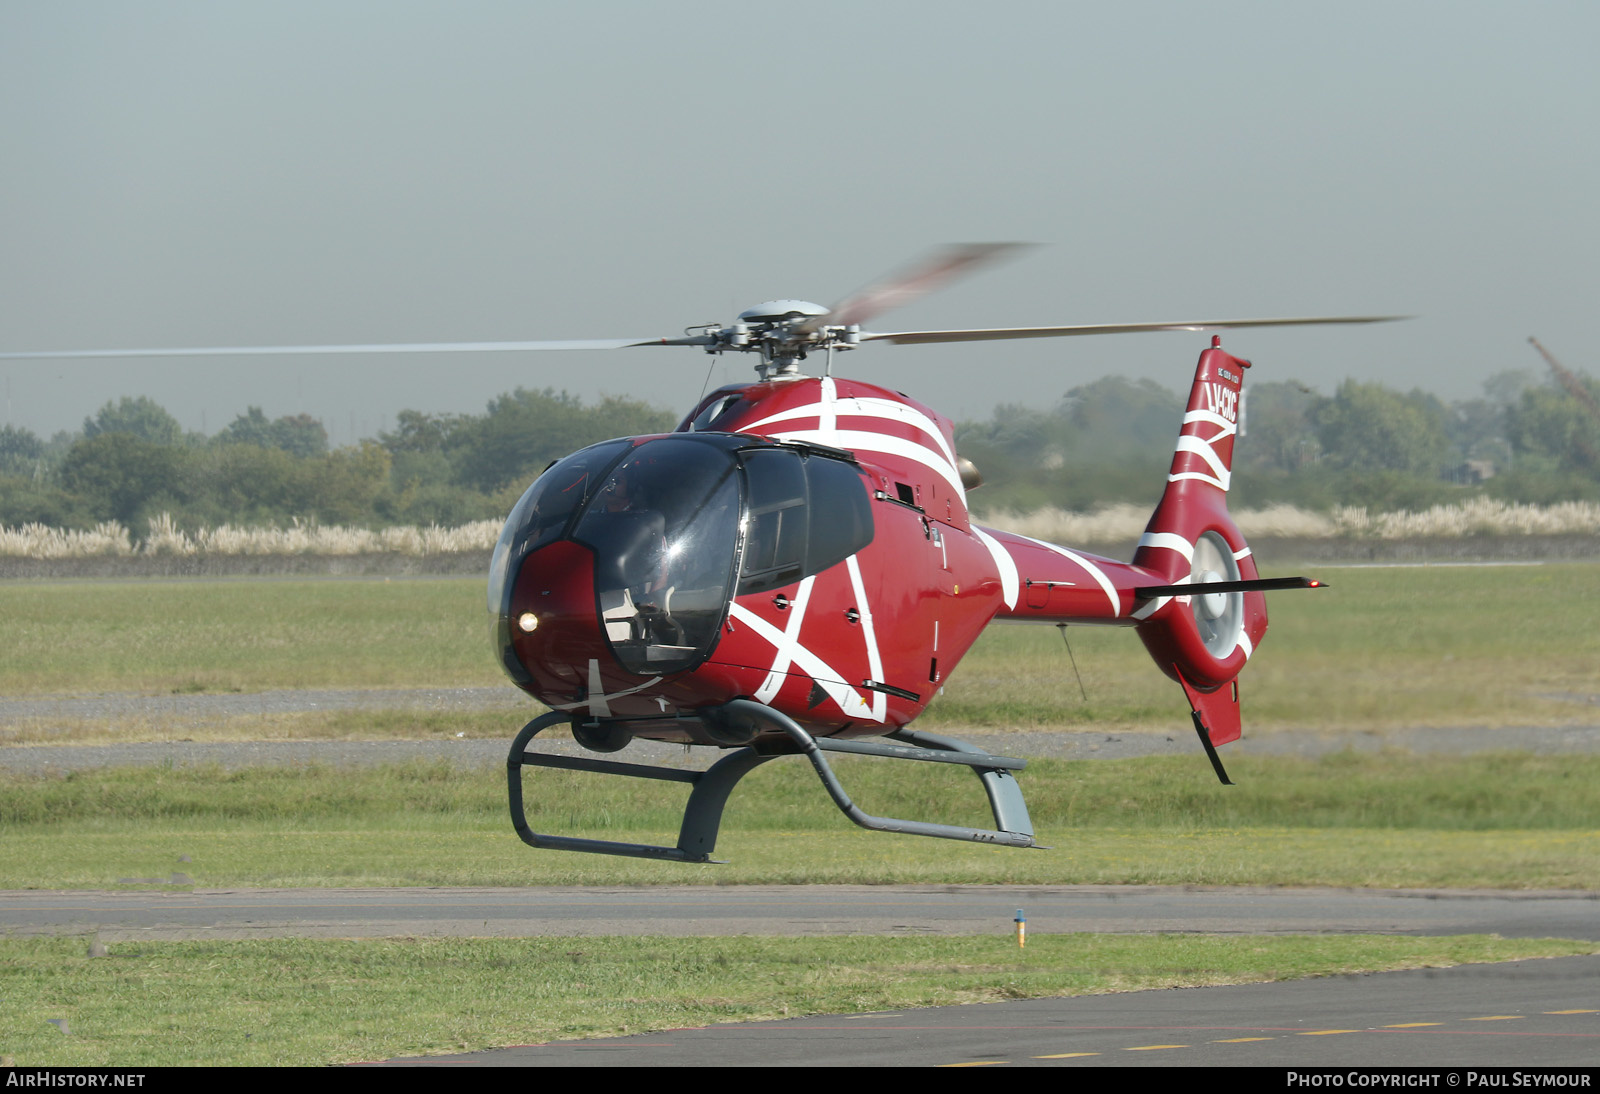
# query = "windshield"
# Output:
<box><xmin>487</xmin><ymin>440</ymin><xmax>630</xmax><ymax>683</ymax></box>
<box><xmin>571</xmin><ymin>438</ymin><xmax>742</xmax><ymax>675</ymax></box>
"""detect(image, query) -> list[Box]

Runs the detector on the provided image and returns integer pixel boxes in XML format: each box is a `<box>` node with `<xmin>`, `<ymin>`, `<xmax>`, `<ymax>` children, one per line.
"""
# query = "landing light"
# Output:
<box><xmin>517</xmin><ymin>612</ymin><xmax>539</xmax><ymax>633</ymax></box>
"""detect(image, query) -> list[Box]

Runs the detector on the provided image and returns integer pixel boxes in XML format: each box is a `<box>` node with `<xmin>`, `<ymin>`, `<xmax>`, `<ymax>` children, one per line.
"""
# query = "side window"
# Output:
<box><xmin>738</xmin><ymin>449</ymin><xmax>807</xmax><ymax>593</ymax></box>
<box><xmin>737</xmin><ymin>448</ymin><xmax>874</xmax><ymax>594</ymax></box>
<box><xmin>805</xmin><ymin>455</ymin><xmax>873</xmax><ymax>575</ymax></box>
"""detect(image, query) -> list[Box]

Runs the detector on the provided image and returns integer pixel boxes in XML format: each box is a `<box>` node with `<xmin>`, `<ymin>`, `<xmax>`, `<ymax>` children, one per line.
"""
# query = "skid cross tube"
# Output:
<box><xmin>507</xmin><ymin>710</ymin><xmax>778</xmax><ymax>863</ymax></box>
<box><xmin>508</xmin><ymin>702</ymin><xmax>1043</xmax><ymax>863</ymax></box>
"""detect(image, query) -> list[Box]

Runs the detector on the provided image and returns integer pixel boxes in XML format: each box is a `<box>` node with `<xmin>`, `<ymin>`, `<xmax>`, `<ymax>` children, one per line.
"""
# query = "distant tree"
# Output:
<box><xmin>195</xmin><ymin>443</ymin><xmax>304</xmax><ymax>525</ymax></box>
<box><xmin>1056</xmin><ymin>376</ymin><xmax>1183</xmax><ymax>459</ymax></box>
<box><xmin>215</xmin><ymin>406</ymin><xmax>276</xmax><ymax>448</ymax></box>
<box><xmin>272</xmin><ymin>413</ymin><xmax>328</xmax><ymax>459</ymax></box>
<box><xmin>60</xmin><ymin>432</ymin><xmax>195</xmax><ymax>525</ymax></box>
<box><xmin>1237</xmin><ymin>381</ymin><xmax>1321</xmax><ymax>474</ymax></box>
<box><xmin>0</xmin><ymin>424</ymin><xmax>44</xmax><ymax>478</ymax></box>
<box><xmin>1311</xmin><ymin>381</ymin><xmax>1451</xmax><ymax>477</ymax></box>
<box><xmin>378</xmin><ymin>410</ymin><xmax>466</xmax><ymax>502</ymax></box>
<box><xmin>1483</xmin><ymin>369</ymin><xmax>1539</xmax><ymax>409</ymax></box>
<box><xmin>449</xmin><ymin>389</ymin><xmax>673</xmax><ymax>494</ymax></box>
<box><xmin>0</xmin><ymin>479</ymin><xmax>80</xmax><ymax>526</ymax></box>
<box><xmin>379</xmin><ymin>410</ymin><xmax>467</xmax><ymax>456</ymax></box>
<box><xmin>956</xmin><ymin>378</ymin><xmax>1181</xmax><ymax>511</ymax></box>
<box><xmin>1506</xmin><ymin>376</ymin><xmax>1600</xmax><ymax>476</ymax></box>
<box><xmin>83</xmin><ymin>396</ymin><xmax>184</xmax><ymax>446</ymax></box>
<box><xmin>215</xmin><ymin>407</ymin><xmax>329</xmax><ymax>458</ymax></box>
<box><xmin>302</xmin><ymin>442</ymin><xmax>392</xmax><ymax>524</ymax></box>
<box><xmin>1444</xmin><ymin>396</ymin><xmax>1511</xmax><ymax>469</ymax></box>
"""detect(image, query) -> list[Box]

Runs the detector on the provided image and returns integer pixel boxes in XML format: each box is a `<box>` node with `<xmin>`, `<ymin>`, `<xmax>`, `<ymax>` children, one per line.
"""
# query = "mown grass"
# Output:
<box><xmin>3</xmin><ymin>570</ymin><xmax>1592</xmax><ymax>1066</ymax></box>
<box><xmin>0</xmin><ymin>577</ymin><xmax>501</xmax><ymax>696</ymax></box>
<box><xmin>0</xmin><ymin>708</ymin><xmax>523</xmax><ymax>747</ymax></box>
<box><xmin>5</xmin><ymin>754</ymin><xmax>1598</xmax><ymax>889</ymax></box>
<box><xmin>2</xmin><ymin>934</ymin><xmax>1592</xmax><ymax>1066</ymax></box>
<box><xmin>923</xmin><ymin>562</ymin><xmax>1600</xmax><ymax>731</ymax></box>
<box><xmin>1</xmin><ymin>564</ymin><xmax>1596</xmax><ymax>731</ymax></box>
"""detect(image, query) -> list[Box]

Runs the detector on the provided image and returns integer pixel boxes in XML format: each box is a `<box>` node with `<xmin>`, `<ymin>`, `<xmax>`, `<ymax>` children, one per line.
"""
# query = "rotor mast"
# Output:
<box><xmin>686</xmin><ymin>300</ymin><xmax>861</xmax><ymax>381</ymax></box>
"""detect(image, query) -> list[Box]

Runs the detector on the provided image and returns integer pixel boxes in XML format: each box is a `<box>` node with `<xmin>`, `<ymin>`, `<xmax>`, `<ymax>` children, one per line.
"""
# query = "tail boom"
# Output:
<box><xmin>976</xmin><ymin>526</ymin><xmax>1164</xmax><ymax>626</ymax></box>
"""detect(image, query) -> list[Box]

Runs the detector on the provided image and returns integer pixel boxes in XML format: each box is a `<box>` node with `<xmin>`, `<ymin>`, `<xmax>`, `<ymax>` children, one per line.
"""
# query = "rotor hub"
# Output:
<box><xmin>1190</xmin><ymin>532</ymin><xmax>1244</xmax><ymax>657</ymax></box>
<box><xmin>693</xmin><ymin>300</ymin><xmax>863</xmax><ymax>380</ymax></box>
<box><xmin>737</xmin><ymin>300</ymin><xmax>829</xmax><ymax>324</ymax></box>
<box><xmin>1195</xmin><ymin>572</ymin><xmax>1229</xmax><ymax>620</ymax></box>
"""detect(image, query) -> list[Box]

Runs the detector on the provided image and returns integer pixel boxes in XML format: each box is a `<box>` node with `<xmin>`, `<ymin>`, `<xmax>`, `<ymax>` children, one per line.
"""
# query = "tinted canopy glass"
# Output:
<box><xmin>737</xmin><ymin>447</ymin><xmax>873</xmax><ymax>595</ymax></box>
<box><xmin>572</xmin><ymin>438</ymin><xmax>743</xmax><ymax>675</ymax></box>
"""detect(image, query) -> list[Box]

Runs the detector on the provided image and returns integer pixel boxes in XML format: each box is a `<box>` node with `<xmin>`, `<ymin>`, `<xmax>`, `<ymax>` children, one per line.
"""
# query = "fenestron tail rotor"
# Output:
<box><xmin>0</xmin><ymin>245</ymin><xmax>1407</xmax><ymax>376</ymax></box>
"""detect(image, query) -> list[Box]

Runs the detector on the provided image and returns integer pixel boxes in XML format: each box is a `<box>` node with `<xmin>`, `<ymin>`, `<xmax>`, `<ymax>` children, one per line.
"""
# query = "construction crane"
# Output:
<box><xmin>1528</xmin><ymin>336</ymin><xmax>1600</xmax><ymax>470</ymax></box>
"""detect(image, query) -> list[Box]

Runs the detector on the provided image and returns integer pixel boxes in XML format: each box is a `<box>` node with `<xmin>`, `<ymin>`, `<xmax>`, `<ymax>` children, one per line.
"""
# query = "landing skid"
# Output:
<box><xmin>506</xmin><ymin>698</ymin><xmax>1043</xmax><ymax>863</ymax></box>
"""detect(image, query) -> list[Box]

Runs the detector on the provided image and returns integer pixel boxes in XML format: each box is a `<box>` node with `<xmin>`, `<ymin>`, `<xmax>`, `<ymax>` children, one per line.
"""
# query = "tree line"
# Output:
<box><xmin>1</xmin><ymin>364</ymin><xmax>1597</xmax><ymax>536</ymax></box>
<box><xmin>953</xmin><ymin>365</ymin><xmax>1600</xmax><ymax>514</ymax></box>
<box><xmin>0</xmin><ymin>390</ymin><xmax>673</xmax><ymax>532</ymax></box>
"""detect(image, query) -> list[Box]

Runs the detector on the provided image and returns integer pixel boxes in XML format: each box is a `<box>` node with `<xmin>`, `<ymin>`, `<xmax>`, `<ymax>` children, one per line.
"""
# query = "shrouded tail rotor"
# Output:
<box><xmin>1190</xmin><ymin>530</ymin><xmax>1244</xmax><ymax>659</ymax></box>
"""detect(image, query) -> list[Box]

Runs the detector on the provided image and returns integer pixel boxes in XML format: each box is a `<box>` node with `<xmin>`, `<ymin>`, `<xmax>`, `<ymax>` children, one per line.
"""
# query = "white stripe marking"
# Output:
<box><xmin>1020</xmin><ymin>535</ymin><xmax>1121</xmax><ymax>616</ymax></box>
<box><xmin>754</xmin><ymin>575</ymin><xmax>816</xmax><ymax>703</ymax></box>
<box><xmin>974</xmin><ymin>527</ymin><xmax>1020</xmax><ymax>610</ymax></box>
<box><xmin>772</xmin><ymin>428</ymin><xmax>965</xmax><ymax>497</ymax></box>
<box><xmin>1183</xmin><ymin>408</ymin><xmax>1238</xmax><ymax>436</ymax></box>
<box><xmin>1130</xmin><ymin>597</ymin><xmax>1165</xmax><ymax>621</ymax></box>
<box><xmin>741</xmin><ymin>382</ymin><xmax>967</xmax><ymax>504</ymax></box>
<box><xmin>845</xmin><ymin>555</ymin><xmax>888</xmax><ymax>722</ymax></box>
<box><xmin>1174</xmin><ymin>435</ymin><xmax>1232</xmax><ymax>488</ymax></box>
<box><xmin>1167</xmin><ymin>470</ymin><xmax>1229</xmax><ymax>490</ymax></box>
<box><xmin>728</xmin><ymin>603</ymin><xmax>883</xmax><ymax>721</ymax></box>
<box><xmin>1137</xmin><ymin>531</ymin><xmax>1194</xmax><ymax>563</ymax></box>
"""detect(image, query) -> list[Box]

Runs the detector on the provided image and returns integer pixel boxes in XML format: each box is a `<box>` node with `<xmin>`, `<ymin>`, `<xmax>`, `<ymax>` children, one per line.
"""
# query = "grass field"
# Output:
<box><xmin>0</xmin><ymin>577</ymin><xmax>499</xmax><ymax>697</ymax></box>
<box><xmin>1</xmin><ymin>565</ymin><xmax>1596</xmax><ymax>891</ymax></box>
<box><xmin>0</xmin><ymin>562</ymin><xmax>1597</xmax><ymax>733</ymax></box>
<box><xmin>2</xmin><ymin>567</ymin><xmax>1596</xmax><ymax>1065</ymax></box>
<box><xmin>3</xmin><ymin>934</ymin><xmax>1593</xmax><ymax>1066</ymax></box>
<box><xmin>5</xmin><ymin>753</ymin><xmax>1598</xmax><ymax>889</ymax></box>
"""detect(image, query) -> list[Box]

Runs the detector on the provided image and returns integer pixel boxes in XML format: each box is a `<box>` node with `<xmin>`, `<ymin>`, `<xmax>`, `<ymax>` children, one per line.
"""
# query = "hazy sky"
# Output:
<box><xmin>3</xmin><ymin>1</ymin><xmax>1596</xmax><ymax>444</ymax></box>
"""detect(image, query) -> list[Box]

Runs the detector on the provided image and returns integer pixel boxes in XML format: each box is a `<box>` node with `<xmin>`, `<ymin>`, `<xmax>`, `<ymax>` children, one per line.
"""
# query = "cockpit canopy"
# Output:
<box><xmin>490</xmin><ymin>433</ymin><xmax>874</xmax><ymax>682</ymax></box>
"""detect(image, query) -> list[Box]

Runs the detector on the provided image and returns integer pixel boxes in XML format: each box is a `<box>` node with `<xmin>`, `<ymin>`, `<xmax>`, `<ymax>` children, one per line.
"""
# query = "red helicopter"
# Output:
<box><xmin>482</xmin><ymin>245</ymin><xmax>1391</xmax><ymax>862</ymax></box>
<box><xmin>2</xmin><ymin>245</ymin><xmax>1396</xmax><ymax>862</ymax></box>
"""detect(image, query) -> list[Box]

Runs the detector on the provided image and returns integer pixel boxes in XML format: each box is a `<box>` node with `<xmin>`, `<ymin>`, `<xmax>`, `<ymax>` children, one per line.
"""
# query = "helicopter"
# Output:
<box><xmin>2</xmin><ymin>245</ymin><xmax>1396</xmax><ymax>863</ymax></box>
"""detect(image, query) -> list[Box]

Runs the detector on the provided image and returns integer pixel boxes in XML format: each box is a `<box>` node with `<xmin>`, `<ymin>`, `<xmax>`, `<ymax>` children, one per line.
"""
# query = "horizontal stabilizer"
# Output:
<box><xmin>1135</xmin><ymin>575</ymin><xmax>1326</xmax><ymax>599</ymax></box>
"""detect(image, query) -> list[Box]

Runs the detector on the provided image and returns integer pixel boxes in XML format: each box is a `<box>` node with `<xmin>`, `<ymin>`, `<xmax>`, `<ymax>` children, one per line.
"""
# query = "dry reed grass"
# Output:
<box><xmin>2</xmin><ymin>499</ymin><xmax>1598</xmax><ymax>559</ymax></box>
<box><xmin>0</xmin><ymin>521</ymin><xmax>134</xmax><ymax>559</ymax></box>
<box><xmin>0</xmin><ymin>514</ymin><xmax>501</xmax><ymax>558</ymax></box>
<box><xmin>980</xmin><ymin>498</ymin><xmax>1600</xmax><ymax>543</ymax></box>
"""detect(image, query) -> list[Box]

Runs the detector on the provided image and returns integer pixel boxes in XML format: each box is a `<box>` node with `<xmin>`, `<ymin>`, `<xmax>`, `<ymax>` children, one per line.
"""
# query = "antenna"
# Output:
<box><xmin>1056</xmin><ymin>624</ymin><xmax>1088</xmax><ymax>701</ymax></box>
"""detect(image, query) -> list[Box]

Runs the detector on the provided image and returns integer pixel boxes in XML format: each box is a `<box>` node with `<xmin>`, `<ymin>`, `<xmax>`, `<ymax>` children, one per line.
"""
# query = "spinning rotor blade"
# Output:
<box><xmin>797</xmin><ymin>242</ymin><xmax>1031</xmax><ymax>334</ymax></box>
<box><xmin>0</xmin><ymin>337</ymin><xmax>709</xmax><ymax>361</ymax></box>
<box><xmin>860</xmin><ymin>315</ymin><xmax>1408</xmax><ymax>345</ymax></box>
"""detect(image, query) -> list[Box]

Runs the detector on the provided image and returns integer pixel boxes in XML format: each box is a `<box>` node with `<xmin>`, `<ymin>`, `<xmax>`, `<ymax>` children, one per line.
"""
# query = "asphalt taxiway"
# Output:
<box><xmin>5</xmin><ymin>884</ymin><xmax>1599</xmax><ymax>942</ymax></box>
<box><xmin>7</xmin><ymin>884</ymin><xmax>1596</xmax><ymax>1067</ymax></box>
<box><xmin>379</xmin><ymin>954</ymin><xmax>1600</xmax><ymax>1067</ymax></box>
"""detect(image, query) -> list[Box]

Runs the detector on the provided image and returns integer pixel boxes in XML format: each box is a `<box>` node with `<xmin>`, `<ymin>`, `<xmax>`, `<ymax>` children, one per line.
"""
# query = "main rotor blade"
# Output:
<box><xmin>798</xmin><ymin>242</ymin><xmax>1032</xmax><ymax>335</ymax></box>
<box><xmin>0</xmin><ymin>337</ymin><xmax>710</xmax><ymax>361</ymax></box>
<box><xmin>858</xmin><ymin>315</ymin><xmax>1408</xmax><ymax>345</ymax></box>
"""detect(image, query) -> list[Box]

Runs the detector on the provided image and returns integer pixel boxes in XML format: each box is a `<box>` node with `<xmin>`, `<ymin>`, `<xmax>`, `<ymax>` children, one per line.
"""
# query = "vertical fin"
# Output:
<box><xmin>1177</xmin><ymin>666</ymin><xmax>1238</xmax><ymax>785</ymax></box>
